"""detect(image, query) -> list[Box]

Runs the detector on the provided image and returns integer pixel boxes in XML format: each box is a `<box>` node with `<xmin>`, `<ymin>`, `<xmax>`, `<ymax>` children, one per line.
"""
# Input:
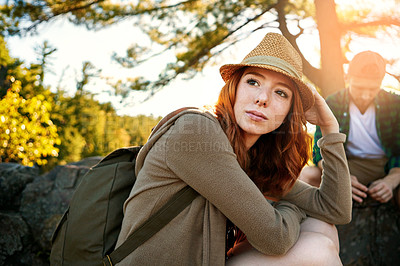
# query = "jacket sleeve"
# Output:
<box><xmin>312</xmin><ymin>125</ymin><xmax>323</xmax><ymax>166</ymax></box>
<box><xmin>313</xmin><ymin>92</ymin><xmax>344</xmax><ymax>167</ymax></box>
<box><xmin>387</xmin><ymin>156</ymin><xmax>400</xmax><ymax>171</ymax></box>
<box><xmin>164</xmin><ymin>113</ymin><xmax>306</xmax><ymax>255</ymax></box>
<box><xmin>282</xmin><ymin>133</ymin><xmax>352</xmax><ymax>225</ymax></box>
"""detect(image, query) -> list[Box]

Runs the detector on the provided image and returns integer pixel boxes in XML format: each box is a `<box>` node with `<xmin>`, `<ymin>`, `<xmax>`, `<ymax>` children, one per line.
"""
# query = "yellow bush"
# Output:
<box><xmin>0</xmin><ymin>81</ymin><xmax>60</xmax><ymax>166</ymax></box>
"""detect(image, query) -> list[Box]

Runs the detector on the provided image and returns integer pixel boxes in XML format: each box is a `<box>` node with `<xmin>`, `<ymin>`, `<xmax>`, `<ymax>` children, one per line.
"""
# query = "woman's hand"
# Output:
<box><xmin>304</xmin><ymin>84</ymin><xmax>339</xmax><ymax>136</ymax></box>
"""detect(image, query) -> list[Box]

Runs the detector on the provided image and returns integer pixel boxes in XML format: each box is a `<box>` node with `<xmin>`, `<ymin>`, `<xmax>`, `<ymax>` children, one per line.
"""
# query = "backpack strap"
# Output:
<box><xmin>103</xmin><ymin>186</ymin><xmax>199</xmax><ymax>266</ymax></box>
<box><xmin>151</xmin><ymin>106</ymin><xmax>198</xmax><ymax>134</ymax></box>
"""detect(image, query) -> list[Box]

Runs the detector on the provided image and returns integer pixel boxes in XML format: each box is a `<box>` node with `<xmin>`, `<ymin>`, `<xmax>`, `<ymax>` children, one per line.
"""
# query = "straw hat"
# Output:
<box><xmin>220</xmin><ymin>32</ymin><xmax>314</xmax><ymax>111</ymax></box>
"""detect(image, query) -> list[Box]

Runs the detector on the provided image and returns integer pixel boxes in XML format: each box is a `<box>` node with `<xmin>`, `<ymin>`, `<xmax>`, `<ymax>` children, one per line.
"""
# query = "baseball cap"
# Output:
<box><xmin>347</xmin><ymin>51</ymin><xmax>386</xmax><ymax>80</ymax></box>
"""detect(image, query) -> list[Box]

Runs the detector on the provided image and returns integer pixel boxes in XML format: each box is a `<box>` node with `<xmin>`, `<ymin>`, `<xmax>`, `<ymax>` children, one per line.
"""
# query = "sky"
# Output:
<box><xmin>5</xmin><ymin>0</ymin><xmax>400</xmax><ymax>117</ymax></box>
<box><xmin>7</xmin><ymin>17</ymin><xmax>227</xmax><ymax>117</ymax></box>
<box><xmin>6</xmin><ymin>16</ymin><xmax>243</xmax><ymax>118</ymax></box>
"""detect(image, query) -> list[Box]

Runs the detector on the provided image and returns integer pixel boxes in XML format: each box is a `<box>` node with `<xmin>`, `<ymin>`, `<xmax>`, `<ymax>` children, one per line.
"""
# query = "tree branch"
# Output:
<box><xmin>387</xmin><ymin>72</ymin><xmax>400</xmax><ymax>84</ymax></box>
<box><xmin>145</xmin><ymin>3</ymin><xmax>279</xmax><ymax>95</ymax></box>
<box><xmin>276</xmin><ymin>0</ymin><xmax>322</xmax><ymax>87</ymax></box>
<box><xmin>340</xmin><ymin>17</ymin><xmax>400</xmax><ymax>33</ymax></box>
<box><xmin>119</xmin><ymin>0</ymin><xmax>198</xmax><ymax>16</ymax></box>
<box><xmin>21</xmin><ymin>0</ymin><xmax>198</xmax><ymax>34</ymax></box>
<box><xmin>23</xmin><ymin>0</ymin><xmax>106</xmax><ymax>33</ymax></box>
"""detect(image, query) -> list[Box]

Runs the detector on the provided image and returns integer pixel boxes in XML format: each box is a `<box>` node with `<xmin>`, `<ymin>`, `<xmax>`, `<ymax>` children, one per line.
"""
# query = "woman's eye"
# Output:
<box><xmin>246</xmin><ymin>78</ymin><xmax>259</xmax><ymax>86</ymax></box>
<box><xmin>276</xmin><ymin>90</ymin><xmax>288</xmax><ymax>98</ymax></box>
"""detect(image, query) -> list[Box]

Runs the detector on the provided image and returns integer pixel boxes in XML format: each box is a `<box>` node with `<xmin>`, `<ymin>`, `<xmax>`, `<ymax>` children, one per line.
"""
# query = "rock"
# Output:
<box><xmin>0</xmin><ymin>157</ymin><xmax>102</xmax><ymax>265</ymax></box>
<box><xmin>0</xmin><ymin>163</ymin><xmax>39</xmax><ymax>210</ymax></box>
<box><xmin>0</xmin><ymin>212</ymin><xmax>29</xmax><ymax>265</ymax></box>
<box><xmin>20</xmin><ymin>163</ymin><xmax>92</xmax><ymax>251</ymax></box>
<box><xmin>0</xmin><ymin>212</ymin><xmax>46</xmax><ymax>266</ymax></box>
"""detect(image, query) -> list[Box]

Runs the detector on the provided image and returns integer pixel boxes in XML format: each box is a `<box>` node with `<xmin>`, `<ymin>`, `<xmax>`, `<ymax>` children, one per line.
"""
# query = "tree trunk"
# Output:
<box><xmin>314</xmin><ymin>0</ymin><xmax>345</xmax><ymax>97</ymax></box>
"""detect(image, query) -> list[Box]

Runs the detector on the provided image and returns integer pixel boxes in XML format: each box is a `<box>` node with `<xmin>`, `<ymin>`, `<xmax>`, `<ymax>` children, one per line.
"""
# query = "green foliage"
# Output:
<box><xmin>121</xmin><ymin>114</ymin><xmax>161</xmax><ymax>147</ymax></box>
<box><xmin>2</xmin><ymin>0</ymin><xmax>399</xmax><ymax>170</ymax></box>
<box><xmin>0</xmin><ymin>81</ymin><xmax>60</xmax><ymax>166</ymax></box>
<box><xmin>0</xmin><ymin>36</ymin><xmax>52</xmax><ymax>100</ymax></box>
<box><xmin>0</xmin><ymin>36</ymin><xmax>19</xmax><ymax>97</ymax></box>
<box><xmin>0</xmin><ymin>36</ymin><xmax>61</xmax><ymax>167</ymax></box>
<box><xmin>0</xmin><ymin>0</ymin><xmax>109</xmax><ymax>35</ymax></box>
<box><xmin>2</xmin><ymin>1</ymin><xmax>399</xmax><ymax>98</ymax></box>
<box><xmin>34</xmin><ymin>40</ymin><xmax>57</xmax><ymax>85</ymax></box>
<box><xmin>0</xmin><ymin>35</ymin><xmax>161</xmax><ymax>171</ymax></box>
<box><xmin>111</xmin><ymin>0</ymin><xmax>277</xmax><ymax>94</ymax></box>
<box><xmin>49</xmin><ymin>87</ymin><xmax>160</xmax><ymax>166</ymax></box>
<box><xmin>288</xmin><ymin>0</ymin><xmax>315</xmax><ymax>18</ymax></box>
<box><xmin>0</xmin><ymin>75</ymin><xmax>160</xmax><ymax>169</ymax></box>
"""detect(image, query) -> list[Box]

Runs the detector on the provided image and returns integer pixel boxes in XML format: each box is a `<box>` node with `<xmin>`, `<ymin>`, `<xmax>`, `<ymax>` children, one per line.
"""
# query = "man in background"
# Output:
<box><xmin>300</xmin><ymin>50</ymin><xmax>400</xmax><ymax>265</ymax></box>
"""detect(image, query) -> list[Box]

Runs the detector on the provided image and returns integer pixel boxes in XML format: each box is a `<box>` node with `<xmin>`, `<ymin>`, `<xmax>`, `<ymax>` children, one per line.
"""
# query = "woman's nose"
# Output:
<box><xmin>255</xmin><ymin>91</ymin><xmax>269</xmax><ymax>107</ymax></box>
<box><xmin>255</xmin><ymin>99</ymin><xmax>266</xmax><ymax>106</ymax></box>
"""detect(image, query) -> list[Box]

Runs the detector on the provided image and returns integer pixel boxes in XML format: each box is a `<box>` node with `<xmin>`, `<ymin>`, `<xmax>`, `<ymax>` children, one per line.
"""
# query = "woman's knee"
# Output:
<box><xmin>297</xmin><ymin>231</ymin><xmax>342</xmax><ymax>266</ymax></box>
<box><xmin>226</xmin><ymin>232</ymin><xmax>341</xmax><ymax>266</ymax></box>
<box><xmin>299</xmin><ymin>166</ymin><xmax>322</xmax><ymax>187</ymax></box>
<box><xmin>226</xmin><ymin>219</ymin><xmax>341</xmax><ymax>265</ymax></box>
<box><xmin>301</xmin><ymin>217</ymin><xmax>339</xmax><ymax>251</ymax></box>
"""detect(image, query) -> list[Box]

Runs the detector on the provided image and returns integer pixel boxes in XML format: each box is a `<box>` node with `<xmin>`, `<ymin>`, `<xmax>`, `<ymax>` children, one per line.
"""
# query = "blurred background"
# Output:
<box><xmin>1</xmin><ymin>0</ymin><xmax>399</xmax><ymax>172</ymax></box>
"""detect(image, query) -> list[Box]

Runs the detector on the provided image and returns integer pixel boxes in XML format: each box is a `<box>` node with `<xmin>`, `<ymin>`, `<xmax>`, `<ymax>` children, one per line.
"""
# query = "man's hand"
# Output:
<box><xmin>368</xmin><ymin>179</ymin><xmax>393</xmax><ymax>203</ymax></box>
<box><xmin>351</xmin><ymin>175</ymin><xmax>368</xmax><ymax>203</ymax></box>
<box><xmin>368</xmin><ymin>168</ymin><xmax>400</xmax><ymax>203</ymax></box>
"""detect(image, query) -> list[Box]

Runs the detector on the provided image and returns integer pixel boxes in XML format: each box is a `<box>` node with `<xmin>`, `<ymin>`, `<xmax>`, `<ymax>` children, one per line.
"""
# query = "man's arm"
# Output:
<box><xmin>312</xmin><ymin>126</ymin><xmax>324</xmax><ymax>166</ymax></box>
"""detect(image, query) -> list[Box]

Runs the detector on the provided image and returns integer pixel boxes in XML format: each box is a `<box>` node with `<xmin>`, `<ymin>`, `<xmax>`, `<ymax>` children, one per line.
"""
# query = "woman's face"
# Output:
<box><xmin>234</xmin><ymin>67</ymin><xmax>294</xmax><ymax>149</ymax></box>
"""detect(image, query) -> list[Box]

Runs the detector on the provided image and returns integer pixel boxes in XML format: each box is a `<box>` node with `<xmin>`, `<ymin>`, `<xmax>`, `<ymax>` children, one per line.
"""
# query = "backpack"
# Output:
<box><xmin>50</xmin><ymin>108</ymin><xmax>199</xmax><ymax>266</ymax></box>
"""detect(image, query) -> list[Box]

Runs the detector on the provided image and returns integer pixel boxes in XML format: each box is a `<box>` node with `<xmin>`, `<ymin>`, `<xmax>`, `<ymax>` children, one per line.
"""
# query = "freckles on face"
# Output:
<box><xmin>233</xmin><ymin>67</ymin><xmax>294</xmax><ymax>146</ymax></box>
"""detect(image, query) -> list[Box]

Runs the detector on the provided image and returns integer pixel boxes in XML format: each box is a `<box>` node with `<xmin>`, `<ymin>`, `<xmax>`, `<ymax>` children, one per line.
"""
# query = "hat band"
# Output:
<box><xmin>242</xmin><ymin>56</ymin><xmax>300</xmax><ymax>79</ymax></box>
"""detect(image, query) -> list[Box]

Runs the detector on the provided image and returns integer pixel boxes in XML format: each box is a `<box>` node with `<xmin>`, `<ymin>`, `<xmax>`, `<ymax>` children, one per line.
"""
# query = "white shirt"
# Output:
<box><xmin>346</xmin><ymin>101</ymin><xmax>386</xmax><ymax>159</ymax></box>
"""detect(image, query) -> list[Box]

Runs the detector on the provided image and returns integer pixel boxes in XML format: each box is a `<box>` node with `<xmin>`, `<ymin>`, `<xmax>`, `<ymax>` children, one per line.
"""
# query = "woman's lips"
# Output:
<box><xmin>246</xmin><ymin>110</ymin><xmax>268</xmax><ymax>121</ymax></box>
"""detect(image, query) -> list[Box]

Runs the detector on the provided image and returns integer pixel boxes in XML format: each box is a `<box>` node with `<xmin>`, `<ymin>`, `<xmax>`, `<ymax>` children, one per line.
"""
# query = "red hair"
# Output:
<box><xmin>214</xmin><ymin>67</ymin><xmax>312</xmax><ymax>198</ymax></box>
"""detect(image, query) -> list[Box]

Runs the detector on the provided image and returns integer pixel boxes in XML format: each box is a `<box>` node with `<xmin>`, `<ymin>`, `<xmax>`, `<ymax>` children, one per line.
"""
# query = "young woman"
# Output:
<box><xmin>115</xmin><ymin>33</ymin><xmax>352</xmax><ymax>265</ymax></box>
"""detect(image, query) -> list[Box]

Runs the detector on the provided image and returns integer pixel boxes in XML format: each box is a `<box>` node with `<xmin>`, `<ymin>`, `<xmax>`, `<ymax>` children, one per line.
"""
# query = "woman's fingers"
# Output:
<box><xmin>304</xmin><ymin>84</ymin><xmax>339</xmax><ymax>135</ymax></box>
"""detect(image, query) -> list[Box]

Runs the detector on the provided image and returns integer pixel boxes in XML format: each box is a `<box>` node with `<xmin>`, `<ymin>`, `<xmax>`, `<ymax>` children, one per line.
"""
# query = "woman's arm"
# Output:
<box><xmin>282</xmin><ymin>86</ymin><xmax>352</xmax><ymax>224</ymax></box>
<box><xmin>165</xmin><ymin>113</ymin><xmax>306</xmax><ymax>255</ymax></box>
<box><xmin>282</xmin><ymin>133</ymin><xmax>352</xmax><ymax>224</ymax></box>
